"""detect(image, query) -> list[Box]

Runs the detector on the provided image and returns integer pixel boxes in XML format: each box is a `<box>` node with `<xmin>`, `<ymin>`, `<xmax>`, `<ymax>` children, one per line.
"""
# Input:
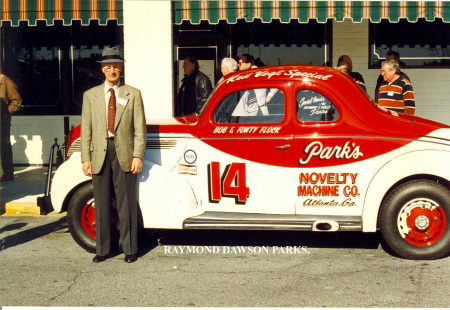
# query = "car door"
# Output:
<box><xmin>292</xmin><ymin>84</ymin><xmax>375</xmax><ymax>221</ymax></box>
<box><xmin>196</xmin><ymin>81</ymin><xmax>297</xmax><ymax>215</ymax></box>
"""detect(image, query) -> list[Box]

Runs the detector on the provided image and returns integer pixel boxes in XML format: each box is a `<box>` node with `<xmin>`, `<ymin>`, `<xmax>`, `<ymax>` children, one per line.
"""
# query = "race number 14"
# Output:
<box><xmin>209</xmin><ymin>162</ymin><xmax>250</xmax><ymax>203</ymax></box>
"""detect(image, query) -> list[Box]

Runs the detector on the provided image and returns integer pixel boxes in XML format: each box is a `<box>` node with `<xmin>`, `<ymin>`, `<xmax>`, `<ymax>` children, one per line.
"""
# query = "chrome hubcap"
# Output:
<box><xmin>414</xmin><ymin>215</ymin><xmax>430</xmax><ymax>230</ymax></box>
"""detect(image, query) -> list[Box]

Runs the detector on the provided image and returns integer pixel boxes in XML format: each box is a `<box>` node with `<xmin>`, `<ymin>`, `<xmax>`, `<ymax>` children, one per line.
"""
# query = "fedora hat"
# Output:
<box><xmin>97</xmin><ymin>47</ymin><xmax>124</xmax><ymax>63</ymax></box>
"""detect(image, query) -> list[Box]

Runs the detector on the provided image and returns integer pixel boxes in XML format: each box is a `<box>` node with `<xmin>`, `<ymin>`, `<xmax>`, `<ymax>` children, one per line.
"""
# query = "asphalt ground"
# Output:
<box><xmin>2</xmin><ymin>215</ymin><xmax>450</xmax><ymax>307</ymax></box>
<box><xmin>0</xmin><ymin>166</ymin><xmax>63</xmax><ymax>217</ymax></box>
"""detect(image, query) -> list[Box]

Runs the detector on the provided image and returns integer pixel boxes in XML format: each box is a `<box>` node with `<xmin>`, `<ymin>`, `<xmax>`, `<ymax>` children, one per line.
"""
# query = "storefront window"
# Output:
<box><xmin>233</xmin><ymin>19</ymin><xmax>331</xmax><ymax>66</ymax></box>
<box><xmin>236</xmin><ymin>44</ymin><xmax>327</xmax><ymax>66</ymax></box>
<box><xmin>0</xmin><ymin>20</ymin><xmax>123</xmax><ymax>115</ymax></box>
<box><xmin>1</xmin><ymin>21</ymin><xmax>62</xmax><ymax>114</ymax></box>
<box><xmin>370</xmin><ymin>18</ymin><xmax>450</xmax><ymax>68</ymax></box>
<box><xmin>71</xmin><ymin>45</ymin><xmax>106</xmax><ymax>107</ymax></box>
<box><xmin>71</xmin><ymin>20</ymin><xmax>123</xmax><ymax>112</ymax></box>
<box><xmin>15</xmin><ymin>46</ymin><xmax>61</xmax><ymax>109</ymax></box>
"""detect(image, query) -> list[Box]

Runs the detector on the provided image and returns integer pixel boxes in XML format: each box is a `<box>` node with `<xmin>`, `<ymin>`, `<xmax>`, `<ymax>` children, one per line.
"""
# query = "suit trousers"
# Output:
<box><xmin>92</xmin><ymin>140</ymin><xmax>138</xmax><ymax>256</ymax></box>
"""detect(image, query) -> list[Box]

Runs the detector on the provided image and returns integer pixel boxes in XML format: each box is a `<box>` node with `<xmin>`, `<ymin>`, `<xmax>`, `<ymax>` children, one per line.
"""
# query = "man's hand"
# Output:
<box><xmin>82</xmin><ymin>161</ymin><xmax>92</xmax><ymax>177</ymax></box>
<box><xmin>131</xmin><ymin>157</ymin><xmax>143</xmax><ymax>174</ymax></box>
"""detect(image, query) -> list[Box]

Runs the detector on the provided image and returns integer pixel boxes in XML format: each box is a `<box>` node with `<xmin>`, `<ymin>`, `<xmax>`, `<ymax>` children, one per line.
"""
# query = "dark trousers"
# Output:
<box><xmin>92</xmin><ymin>140</ymin><xmax>138</xmax><ymax>256</ymax></box>
<box><xmin>0</xmin><ymin>105</ymin><xmax>14</xmax><ymax>176</ymax></box>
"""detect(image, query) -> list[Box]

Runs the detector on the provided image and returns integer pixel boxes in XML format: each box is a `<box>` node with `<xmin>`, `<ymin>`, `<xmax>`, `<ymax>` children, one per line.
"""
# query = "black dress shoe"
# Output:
<box><xmin>0</xmin><ymin>174</ymin><xmax>14</xmax><ymax>182</ymax></box>
<box><xmin>124</xmin><ymin>254</ymin><xmax>138</xmax><ymax>263</ymax></box>
<box><xmin>93</xmin><ymin>255</ymin><xmax>108</xmax><ymax>263</ymax></box>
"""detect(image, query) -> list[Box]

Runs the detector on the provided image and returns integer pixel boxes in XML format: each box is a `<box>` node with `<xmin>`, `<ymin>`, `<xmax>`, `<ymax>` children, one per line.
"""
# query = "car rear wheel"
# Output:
<box><xmin>67</xmin><ymin>183</ymin><xmax>119</xmax><ymax>253</ymax></box>
<box><xmin>379</xmin><ymin>179</ymin><xmax>450</xmax><ymax>260</ymax></box>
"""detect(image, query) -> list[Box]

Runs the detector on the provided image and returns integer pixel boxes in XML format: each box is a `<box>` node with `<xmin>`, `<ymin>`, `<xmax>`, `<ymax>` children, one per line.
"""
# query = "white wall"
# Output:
<box><xmin>333</xmin><ymin>19</ymin><xmax>450</xmax><ymax>125</ymax></box>
<box><xmin>408</xmin><ymin>69</ymin><xmax>450</xmax><ymax>123</ymax></box>
<box><xmin>123</xmin><ymin>0</ymin><xmax>173</xmax><ymax>118</ymax></box>
<box><xmin>11</xmin><ymin>116</ymin><xmax>81</xmax><ymax>165</ymax></box>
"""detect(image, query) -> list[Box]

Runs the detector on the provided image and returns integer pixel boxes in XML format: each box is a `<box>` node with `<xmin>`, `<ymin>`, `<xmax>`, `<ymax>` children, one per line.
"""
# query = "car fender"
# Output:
<box><xmin>362</xmin><ymin>149</ymin><xmax>450</xmax><ymax>232</ymax></box>
<box><xmin>137</xmin><ymin>160</ymin><xmax>201</xmax><ymax>229</ymax></box>
<box><xmin>51</xmin><ymin>154</ymin><xmax>201</xmax><ymax>228</ymax></box>
<box><xmin>50</xmin><ymin>153</ymin><xmax>91</xmax><ymax>213</ymax></box>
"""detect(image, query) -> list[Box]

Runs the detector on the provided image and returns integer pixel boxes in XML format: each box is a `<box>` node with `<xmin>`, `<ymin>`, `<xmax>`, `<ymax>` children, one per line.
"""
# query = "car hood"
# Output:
<box><xmin>147</xmin><ymin>116</ymin><xmax>197</xmax><ymax>134</ymax></box>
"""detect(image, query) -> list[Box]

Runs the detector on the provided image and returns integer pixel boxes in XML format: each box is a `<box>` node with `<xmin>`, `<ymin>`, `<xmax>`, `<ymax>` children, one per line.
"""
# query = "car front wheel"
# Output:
<box><xmin>379</xmin><ymin>179</ymin><xmax>450</xmax><ymax>260</ymax></box>
<box><xmin>67</xmin><ymin>183</ymin><xmax>119</xmax><ymax>253</ymax></box>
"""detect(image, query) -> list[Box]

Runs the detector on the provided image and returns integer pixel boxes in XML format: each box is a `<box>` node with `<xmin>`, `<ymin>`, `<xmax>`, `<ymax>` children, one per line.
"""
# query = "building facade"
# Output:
<box><xmin>1</xmin><ymin>0</ymin><xmax>449</xmax><ymax>165</ymax></box>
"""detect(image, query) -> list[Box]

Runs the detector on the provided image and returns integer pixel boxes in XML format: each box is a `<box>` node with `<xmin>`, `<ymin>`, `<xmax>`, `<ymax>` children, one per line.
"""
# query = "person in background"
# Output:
<box><xmin>377</xmin><ymin>59</ymin><xmax>415</xmax><ymax>115</ymax></box>
<box><xmin>334</xmin><ymin>64</ymin><xmax>349</xmax><ymax>74</ymax></box>
<box><xmin>81</xmin><ymin>47</ymin><xmax>146</xmax><ymax>263</ymax></box>
<box><xmin>218</xmin><ymin>57</ymin><xmax>238</xmax><ymax>83</ymax></box>
<box><xmin>0</xmin><ymin>67</ymin><xmax>22</xmax><ymax>182</ymax></box>
<box><xmin>374</xmin><ymin>50</ymin><xmax>410</xmax><ymax>102</ymax></box>
<box><xmin>238</xmin><ymin>54</ymin><xmax>277</xmax><ymax>105</ymax></box>
<box><xmin>238</xmin><ymin>54</ymin><xmax>257</xmax><ymax>71</ymax></box>
<box><xmin>177</xmin><ymin>56</ymin><xmax>212</xmax><ymax>117</ymax></box>
<box><xmin>236</xmin><ymin>54</ymin><xmax>274</xmax><ymax>115</ymax></box>
<box><xmin>337</xmin><ymin>55</ymin><xmax>366</xmax><ymax>91</ymax></box>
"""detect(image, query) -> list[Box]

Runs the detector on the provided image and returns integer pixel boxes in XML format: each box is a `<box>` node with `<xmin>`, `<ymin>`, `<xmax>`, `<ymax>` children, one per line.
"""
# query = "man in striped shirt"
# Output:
<box><xmin>374</xmin><ymin>50</ymin><xmax>410</xmax><ymax>103</ymax></box>
<box><xmin>378</xmin><ymin>59</ymin><xmax>415</xmax><ymax>115</ymax></box>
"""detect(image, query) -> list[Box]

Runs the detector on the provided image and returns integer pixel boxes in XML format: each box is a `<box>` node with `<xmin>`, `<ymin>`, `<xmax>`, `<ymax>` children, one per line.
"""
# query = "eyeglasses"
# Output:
<box><xmin>103</xmin><ymin>65</ymin><xmax>121</xmax><ymax>71</ymax></box>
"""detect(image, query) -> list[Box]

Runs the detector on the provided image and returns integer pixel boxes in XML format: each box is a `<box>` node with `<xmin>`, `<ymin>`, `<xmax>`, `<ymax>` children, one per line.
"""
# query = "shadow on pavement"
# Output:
<box><xmin>1</xmin><ymin>217</ymin><xmax>67</xmax><ymax>251</ymax></box>
<box><xmin>0</xmin><ymin>222</ymin><xmax>28</xmax><ymax>232</ymax></box>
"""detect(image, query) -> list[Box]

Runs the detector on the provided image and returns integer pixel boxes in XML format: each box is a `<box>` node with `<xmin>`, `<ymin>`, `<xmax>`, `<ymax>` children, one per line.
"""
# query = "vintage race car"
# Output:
<box><xmin>38</xmin><ymin>65</ymin><xmax>450</xmax><ymax>260</ymax></box>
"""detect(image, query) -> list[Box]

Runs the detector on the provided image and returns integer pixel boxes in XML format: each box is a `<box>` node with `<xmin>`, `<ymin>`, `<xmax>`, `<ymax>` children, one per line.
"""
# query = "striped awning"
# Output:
<box><xmin>0</xmin><ymin>0</ymin><xmax>123</xmax><ymax>26</ymax></box>
<box><xmin>173</xmin><ymin>1</ymin><xmax>450</xmax><ymax>24</ymax></box>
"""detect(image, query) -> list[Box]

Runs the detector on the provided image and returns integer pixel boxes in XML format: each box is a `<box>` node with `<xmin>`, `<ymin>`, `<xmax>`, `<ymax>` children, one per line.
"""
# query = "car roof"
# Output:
<box><xmin>219</xmin><ymin>65</ymin><xmax>342</xmax><ymax>87</ymax></box>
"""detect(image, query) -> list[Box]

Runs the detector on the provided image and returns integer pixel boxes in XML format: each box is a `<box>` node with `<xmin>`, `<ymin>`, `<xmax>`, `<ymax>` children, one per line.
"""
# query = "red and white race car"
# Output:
<box><xmin>38</xmin><ymin>65</ymin><xmax>450</xmax><ymax>260</ymax></box>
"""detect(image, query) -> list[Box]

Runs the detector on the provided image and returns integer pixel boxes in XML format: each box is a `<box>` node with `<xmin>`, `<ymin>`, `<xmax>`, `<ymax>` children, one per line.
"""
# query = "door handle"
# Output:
<box><xmin>275</xmin><ymin>144</ymin><xmax>291</xmax><ymax>150</ymax></box>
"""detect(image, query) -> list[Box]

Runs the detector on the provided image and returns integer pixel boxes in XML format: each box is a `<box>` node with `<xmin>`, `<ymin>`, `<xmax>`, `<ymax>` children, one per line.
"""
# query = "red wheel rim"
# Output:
<box><xmin>81</xmin><ymin>199</ymin><xmax>96</xmax><ymax>239</ymax></box>
<box><xmin>80</xmin><ymin>199</ymin><xmax>120</xmax><ymax>240</ymax></box>
<box><xmin>398</xmin><ymin>199</ymin><xmax>447</xmax><ymax>247</ymax></box>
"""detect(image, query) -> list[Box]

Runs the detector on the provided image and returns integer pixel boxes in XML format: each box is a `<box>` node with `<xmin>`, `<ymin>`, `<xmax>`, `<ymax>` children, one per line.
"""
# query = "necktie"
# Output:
<box><xmin>108</xmin><ymin>88</ymin><xmax>116</xmax><ymax>134</ymax></box>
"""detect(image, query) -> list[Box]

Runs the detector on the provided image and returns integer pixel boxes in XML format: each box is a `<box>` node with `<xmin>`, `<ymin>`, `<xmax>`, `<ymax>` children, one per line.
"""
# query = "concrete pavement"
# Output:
<box><xmin>0</xmin><ymin>166</ymin><xmax>64</xmax><ymax>216</ymax></box>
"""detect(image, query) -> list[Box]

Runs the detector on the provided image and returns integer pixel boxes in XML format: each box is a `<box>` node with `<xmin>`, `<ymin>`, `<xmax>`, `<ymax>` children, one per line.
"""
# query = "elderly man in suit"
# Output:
<box><xmin>81</xmin><ymin>47</ymin><xmax>146</xmax><ymax>263</ymax></box>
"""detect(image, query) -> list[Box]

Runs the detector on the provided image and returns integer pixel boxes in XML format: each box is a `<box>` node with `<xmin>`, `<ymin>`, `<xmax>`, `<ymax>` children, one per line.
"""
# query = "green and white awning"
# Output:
<box><xmin>1</xmin><ymin>0</ymin><xmax>123</xmax><ymax>26</ymax></box>
<box><xmin>173</xmin><ymin>1</ymin><xmax>450</xmax><ymax>24</ymax></box>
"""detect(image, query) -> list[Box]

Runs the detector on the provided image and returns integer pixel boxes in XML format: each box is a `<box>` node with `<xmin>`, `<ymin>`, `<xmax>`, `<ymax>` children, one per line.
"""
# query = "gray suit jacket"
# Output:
<box><xmin>81</xmin><ymin>83</ymin><xmax>146</xmax><ymax>174</ymax></box>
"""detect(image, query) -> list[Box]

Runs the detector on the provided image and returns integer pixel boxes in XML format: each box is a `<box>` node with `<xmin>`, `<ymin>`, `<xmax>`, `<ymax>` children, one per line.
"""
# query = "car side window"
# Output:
<box><xmin>213</xmin><ymin>88</ymin><xmax>284</xmax><ymax>124</ymax></box>
<box><xmin>296</xmin><ymin>89</ymin><xmax>339</xmax><ymax>122</ymax></box>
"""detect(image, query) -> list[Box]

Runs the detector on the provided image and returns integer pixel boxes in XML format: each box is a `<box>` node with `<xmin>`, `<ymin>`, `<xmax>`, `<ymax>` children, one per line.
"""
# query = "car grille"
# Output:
<box><xmin>68</xmin><ymin>138</ymin><xmax>179</xmax><ymax>155</ymax></box>
<box><xmin>67</xmin><ymin>138</ymin><xmax>81</xmax><ymax>158</ymax></box>
<box><xmin>146</xmin><ymin>139</ymin><xmax>177</xmax><ymax>149</ymax></box>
